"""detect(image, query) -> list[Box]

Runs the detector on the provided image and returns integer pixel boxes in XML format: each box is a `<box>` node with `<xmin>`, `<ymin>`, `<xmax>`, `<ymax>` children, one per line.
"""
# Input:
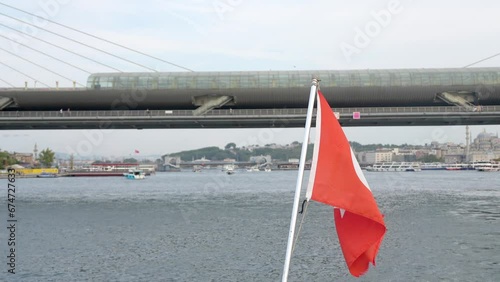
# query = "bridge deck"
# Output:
<box><xmin>0</xmin><ymin>106</ymin><xmax>499</xmax><ymax>130</ymax></box>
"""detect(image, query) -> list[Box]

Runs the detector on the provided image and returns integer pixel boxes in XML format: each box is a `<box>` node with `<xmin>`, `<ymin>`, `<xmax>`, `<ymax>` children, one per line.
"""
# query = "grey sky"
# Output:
<box><xmin>1</xmin><ymin>0</ymin><xmax>499</xmax><ymax>157</ymax></box>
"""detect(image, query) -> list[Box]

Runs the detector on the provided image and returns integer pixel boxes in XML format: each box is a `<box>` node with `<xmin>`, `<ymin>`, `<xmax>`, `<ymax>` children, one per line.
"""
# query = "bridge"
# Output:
<box><xmin>1</xmin><ymin>68</ymin><xmax>500</xmax><ymax>129</ymax></box>
<box><xmin>1</xmin><ymin>106</ymin><xmax>499</xmax><ymax>130</ymax></box>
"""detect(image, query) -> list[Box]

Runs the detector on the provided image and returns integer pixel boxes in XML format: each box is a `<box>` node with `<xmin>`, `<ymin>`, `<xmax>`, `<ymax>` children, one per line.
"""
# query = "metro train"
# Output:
<box><xmin>1</xmin><ymin>68</ymin><xmax>500</xmax><ymax>111</ymax></box>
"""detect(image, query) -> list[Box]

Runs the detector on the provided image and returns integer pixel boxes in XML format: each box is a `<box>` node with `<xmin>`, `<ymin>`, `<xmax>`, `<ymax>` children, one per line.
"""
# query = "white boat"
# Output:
<box><xmin>420</xmin><ymin>163</ymin><xmax>446</xmax><ymax>170</ymax></box>
<box><xmin>365</xmin><ymin>162</ymin><xmax>421</xmax><ymax>172</ymax></box>
<box><xmin>246</xmin><ymin>165</ymin><xmax>260</xmax><ymax>172</ymax></box>
<box><xmin>445</xmin><ymin>163</ymin><xmax>474</xmax><ymax>171</ymax></box>
<box><xmin>124</xmin><ymin>170</ymin><xmax>145</xmax><ymax>179</ymax></box>
<box><xmin>475</xmin><ymin>163</ymin><xmax>500</xmax><ymax>172</ymax></box>
<box><xmin>224</xmin><ymin>164</ymin><xmax>235</xmax><ymax>175</ymax></box>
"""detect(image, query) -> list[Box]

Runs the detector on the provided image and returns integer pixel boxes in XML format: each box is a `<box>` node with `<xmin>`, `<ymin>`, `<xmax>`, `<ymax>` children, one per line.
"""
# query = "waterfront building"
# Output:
<box><xmin>12</xmin><ymin>152</ymin><xmax>34</xmax><ymax>164</ymax></box>
<box><xmin>364</xmin><ymin>149</ymin><xmax>393</xmax><ymax>164</ymax></box>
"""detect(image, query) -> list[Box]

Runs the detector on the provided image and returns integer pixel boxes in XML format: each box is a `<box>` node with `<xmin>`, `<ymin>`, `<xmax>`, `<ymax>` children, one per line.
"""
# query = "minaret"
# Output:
<box><xmin>465</xmin><ymin>126</ymin><xmax>470</xmax><ymax>163</ymax></box>
<box><xmin>33</xmin><ymin>143</ymin><xmax>38</xmax><ymax>162</ymax></box>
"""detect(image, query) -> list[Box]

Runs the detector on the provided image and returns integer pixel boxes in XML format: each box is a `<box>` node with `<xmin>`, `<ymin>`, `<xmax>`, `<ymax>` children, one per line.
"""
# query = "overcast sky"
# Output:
<box><xmin>1</xmin><ymin>0</ymin><xmax>499</xmax><ymax>157</ymax></box>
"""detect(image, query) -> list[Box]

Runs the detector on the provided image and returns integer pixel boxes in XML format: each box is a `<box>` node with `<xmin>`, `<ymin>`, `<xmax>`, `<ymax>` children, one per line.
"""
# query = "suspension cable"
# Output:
<box><xmin>0</xmin><ymin>47</ymin><xmax>84</xmax><ymax>86</ymax></box>
<box><xmin>0</xmin><ymin>77</ymin><xmax>15</xmax><ymax>87</ymax></box>
<box><xmin>0</xmin><ymin>12</ymin><xmax>158</xmax><ymax>72</ymax></box>
<box><xmin>0</xmin><ymin>23</ymin><xmax>122</xmax><ymax>72</ymax></box>
<box><xmin>463</xmin><ymin>52</ymin><xmax>500</xmax><ymax>68</ymax></box>
<box><xmin>0</xmin><ymin>61</ymin><xmax>51</xmax><ymax>87</ymax></box>
<box><xmin>0</xmin><ymin>34</ymin><xmax>92</xmax><ymax>74</ymax></box>
<box><xmin>0</xmin><ymin>2</ymin><xmax>194</xmax><ymax>72</ymax></box>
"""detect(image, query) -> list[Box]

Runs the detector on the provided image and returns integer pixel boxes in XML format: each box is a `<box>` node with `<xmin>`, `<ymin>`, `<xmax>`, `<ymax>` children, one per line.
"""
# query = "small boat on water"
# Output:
<box><xmin>36</xmin><ymin>172</ymin><xmax>58</xmax><ymax>178</ymax></box>
<box><xmin>366</xmin><ymin>162</ymin><xmax>421</xmax><ymax>172</ymax></box>
<box><xmin>246</xmin><ymin>165</ymin><xmax>260</xmax><ymax>172</ymax></box>
<box><xmin>123</xmin><ymin>170</ymin><xmax>145</xmax><ymax>180</ymax></box>
<box><xmin>224</xmin><ymin>164</ymin><xmax>235</xmax><ymax>175</ymax></box>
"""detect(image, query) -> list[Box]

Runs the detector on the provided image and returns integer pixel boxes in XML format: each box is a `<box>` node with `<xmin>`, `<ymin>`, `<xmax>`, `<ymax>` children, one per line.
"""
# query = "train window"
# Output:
<box><xmin>451</xmin><ymin>73</ymin><xmax>463</xmax><ymax>85</ymax></box>
<box><xmin>298</xmin><ymin>73</ymin><xmax>311</xmax><ymax>87</ymax></box>
<box><xmin>429</xmin><ymin>72</ymin><xmax>440</xmax><ymax>85</ymax></box>
<box><xmin>421</xmin><ymin>73</ymin><xmax>430</xmax><ymax>86</ymax></box>
<box><xmin>279</xmin><ymin>73</ymin><xmax>289</xmax><ymax>87</ymax></box>
<box><xmin>259</xmin><ymin>73</ymin><xmax>270</xmax><ymax>88</ymax></box>
<box><xmin>389</xmin><ymin>73</ymin><xmax>401</xmax><ymax>86</ymax></box>
<box><xmin>439</xmin><ymin>73</ymin><xmax>451</xmax><ymax>86</ymax></box>
<box><xmin>410</xmin><ymin>72</ymin><xmax>422</xmax><ymax>86</ymax></box>
<box><xmin>195</xmin><ymin>76</ymin><xmax>208</xmax><ymax>89</ymax></box>
<box><xmin>379</xmin><ymin>72</ymin><xmax>390</xmax><ymax>86</ymax></box>
<box><xmin>217</xmin><ymin>75</ymin><xmax>230</xmax><ymax>89</ymax></box>
<box><xmin>178</xmin><ymin>77</ymin><xmax>188</xmax><ymax>88</ymax></box>
<box><xmin>159</xmin><ymin>77</ymin><xmax>169</xmax><ymax>89</ymax></box>
<box><xmin>360</xmin><ymin>73</ymin><xmax>370</xmax><ymax>86</ymax></box>
<box><xmin>138</xmin><ymin>77</ymin><xmax>149</xmax><ymax>88</ymax></box>
<box><xmin>100</xmin><ymin>77</ymin><xmax>112</xmax><ymax>88</ymax></box>
<box><xmin>240</xmin><ymin>75</ymin><xmax>255</xmax><ymax>88</ymax></box>
<box><xmin>150</xmin><ymin>76</ymin><xmax>159</xmax><ymax>89</ymax></box>
<box><xmin>210</xmin><ymin>77</ymin><xmax>218</xmax><ymax>89</ymax></box>
<box><xmin>400</xmin><ymin>72</ymin><xmax>411</xmax><ymax>86</ymax></box>
<box><xmin>87</xmin><ymin>77</ymin><xmax>96</xmax><ymax>88</ymax></box>
<box><xmin>328</xmin><ymin>73</ymin><xmax>337</xmax><ymax>87</ymax></box>
<box><xmin>462</xmin><ymin>72</ymin><xmax>472</xmax><ymax>84</ymax></box>
<box><xmin>230</xmin><ymin>75</ymin><xmax>240</xmax><ymax>88</ymax></box>
<box><xmin>337</xmin><ymin>73</ymin><xmax>349</xmax><ymax>87</ymax></box>
<box><xmin>186</xmin><ymin>76</ymin><xmax>197</xmax><ymax>89</ymax></box>
<box><xmin>369</xmin><ymin>73</ymin><xmax>381</xmax><ymax>86</ymax></box>
<box><xmin>349</xmin><ymin>73</ymin><xmax>360</xmax><ymax>87</ymax></box>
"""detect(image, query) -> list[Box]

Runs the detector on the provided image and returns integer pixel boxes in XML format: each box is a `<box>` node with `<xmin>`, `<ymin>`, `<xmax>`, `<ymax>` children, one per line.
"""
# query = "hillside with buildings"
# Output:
<box><xmin>2</xmin><ymin>127</ymin><xmax>499</xmax><ymax>172</ymax></box>
<box><xmin>356</xmin><ymin>127</ymin><xmax>500</xmax><ymax>165</ymax></box>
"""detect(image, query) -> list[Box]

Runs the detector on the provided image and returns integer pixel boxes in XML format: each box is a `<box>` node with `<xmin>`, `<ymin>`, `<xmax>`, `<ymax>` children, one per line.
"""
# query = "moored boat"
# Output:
<box><xmin>475</xmin><ymin>162</ymin><xmax>500</xmax><ymax>172</ymax></box>
<box><xmin>365</xmin><ymin>162</ymin><xmax>421</xmax><ymax>172</ymax></box>
<box><xmin>420</xmin><ymin>163</ymin><xmax>446</xmax><ymax>170</ymax></box>
<box><xmin>36</xmin><ymin>172</ymin><xmax>58</xmax><ymax>178</ymax></box>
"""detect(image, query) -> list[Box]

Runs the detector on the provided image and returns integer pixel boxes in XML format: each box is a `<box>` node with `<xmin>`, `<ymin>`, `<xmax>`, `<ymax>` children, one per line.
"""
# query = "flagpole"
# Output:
<box><xmin>282</xmin><ymin>77</ymin><xmax>318</xmax><ymax>282</ymax></box>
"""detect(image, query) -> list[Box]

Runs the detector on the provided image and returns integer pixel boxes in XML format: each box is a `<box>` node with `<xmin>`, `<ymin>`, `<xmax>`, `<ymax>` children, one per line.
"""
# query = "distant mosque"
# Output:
<box><xmin>467</xmin><ymin>128</ymin><xmax>500</xmax><ymax>162</ymax></box>
<box><xmin>471</xmin><ymin>129</ymin><xmax>500</xmax><ymax>151</ymax></box>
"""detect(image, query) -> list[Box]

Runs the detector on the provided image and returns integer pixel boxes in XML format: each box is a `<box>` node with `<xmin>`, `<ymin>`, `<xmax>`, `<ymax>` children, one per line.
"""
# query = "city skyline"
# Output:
<box><xmin>2</xmin><ymin>125</ymin><xmax>498</xmax><ymax>158</ymax></box>
<box><xmin>1</xmin><ymin>0</ymin><xmax>500</xmax><ymax>156</ymax></box>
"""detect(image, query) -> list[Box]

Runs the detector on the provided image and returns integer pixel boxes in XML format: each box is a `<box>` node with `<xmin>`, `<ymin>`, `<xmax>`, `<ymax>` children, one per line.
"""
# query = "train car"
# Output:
<box><xmin>1</xmin><ymin>68</ymin><xmax>500</xmax><ymax>111</ymax></box>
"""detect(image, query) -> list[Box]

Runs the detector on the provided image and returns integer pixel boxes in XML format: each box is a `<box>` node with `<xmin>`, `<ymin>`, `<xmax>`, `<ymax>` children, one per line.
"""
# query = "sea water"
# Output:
<box><xmin>0</xmin><ymin>170</ymin><xmax>499</xmax><ymax>281</ymax></box>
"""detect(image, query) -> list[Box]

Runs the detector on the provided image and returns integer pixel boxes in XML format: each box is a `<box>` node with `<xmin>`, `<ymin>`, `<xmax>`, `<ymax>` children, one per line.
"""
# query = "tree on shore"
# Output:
<box><xmin>123</xmin><ymin>158</ymin><xmax>138</xmax><ymax>163</ymax></box>
<box><xmin>225</xmin><ymin>142</ymin><xmax>236</xmax><ymax>150</ymax></box>
<box><xmin>0</xmin><ymin>151</ymin><xmax>18</xmax><ymax>169</ymax></box>
<box><xmin>38</xmin><ymin>148</ymin><xmax>55</xmax><ymax>167</ymax></box>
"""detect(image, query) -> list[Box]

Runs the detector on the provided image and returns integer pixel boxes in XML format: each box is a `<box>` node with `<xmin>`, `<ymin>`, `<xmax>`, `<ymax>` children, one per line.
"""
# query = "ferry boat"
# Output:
<box><xmin>365</xmin><ymin>162</ymin><xmax>421</xmax><ymax>172</ymax></box>
<box><xmin>445</xmin><ymin>163</ymin><xmax>474</xmax><ymax>171</ymax></box>
<box><xmin>475</xmin><ymin>163</ymin><xmax>500</xmax><ymax>172</ymax></box>
<box><xmin>420</xmin><ymin>163</ymin><xmax>446</xmax><ymax>170</ymax></box>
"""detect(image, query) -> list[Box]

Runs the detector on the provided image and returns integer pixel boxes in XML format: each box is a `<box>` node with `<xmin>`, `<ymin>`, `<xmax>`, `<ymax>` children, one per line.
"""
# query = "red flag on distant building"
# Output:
<box><xmin>306</xmin><ymin>90</ymin><xmax>386</xmax><ymax>277</ymax></box>
<box><xmin>134</xmin><ymin>149</ymin><xmax>140</xmax><ymax>154</ymax></box>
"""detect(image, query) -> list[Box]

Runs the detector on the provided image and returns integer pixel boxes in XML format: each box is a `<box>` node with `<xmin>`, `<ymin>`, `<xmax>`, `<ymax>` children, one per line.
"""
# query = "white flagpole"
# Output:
<box><xmin>282</xmin><ymin>77</ymin><xmax>318</xmax><ymax>282</ymax></box>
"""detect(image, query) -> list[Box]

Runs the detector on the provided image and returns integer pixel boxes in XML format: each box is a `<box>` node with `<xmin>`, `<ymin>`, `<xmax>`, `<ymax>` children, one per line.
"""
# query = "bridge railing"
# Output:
<box><xmin>0</xmin><ymin>105</ymin><xmax>499</xmax><ymax>118</ymax></box>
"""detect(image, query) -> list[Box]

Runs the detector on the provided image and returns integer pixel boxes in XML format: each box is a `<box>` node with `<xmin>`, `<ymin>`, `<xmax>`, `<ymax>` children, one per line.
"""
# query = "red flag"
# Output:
<box><xmin>134</xmin><ymin>149</ymin><xmax>140</xmax><ymax>154</ymax></box>
<box><xmin>306</xmin><ymin>90</ymin><xmax>386</xmax><ymax>277</ymax></box>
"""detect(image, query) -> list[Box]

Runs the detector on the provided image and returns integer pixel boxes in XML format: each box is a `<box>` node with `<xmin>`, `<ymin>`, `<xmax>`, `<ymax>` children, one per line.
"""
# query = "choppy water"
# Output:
<box><xmin>1</xmin><ymin>170</ymin><xmax>499</xmax><ymax>281</ymax></box>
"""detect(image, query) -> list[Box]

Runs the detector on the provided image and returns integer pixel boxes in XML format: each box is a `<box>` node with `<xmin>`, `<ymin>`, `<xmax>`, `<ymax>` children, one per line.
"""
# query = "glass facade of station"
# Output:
<box><xmin>86</xmin><ymin>69</ymin><xmax>500</xmax><ymax>90</ymax></box>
